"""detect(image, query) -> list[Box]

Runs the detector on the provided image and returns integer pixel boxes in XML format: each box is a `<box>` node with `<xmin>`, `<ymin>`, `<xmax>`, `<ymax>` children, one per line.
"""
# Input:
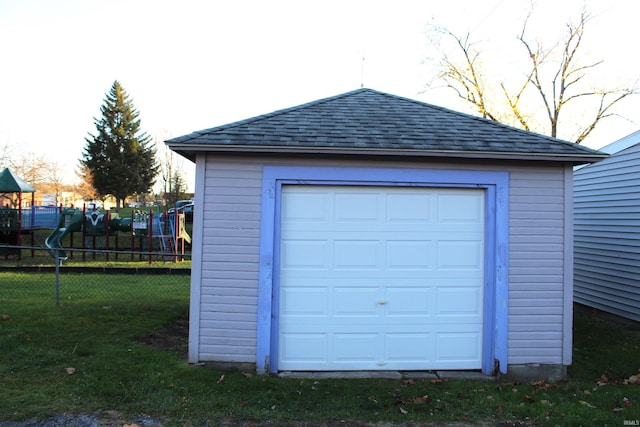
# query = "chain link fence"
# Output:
<box><xmin>0</xmin><ymin>244</ymin><xmax>191</xmax><ymax>307</ymax></box>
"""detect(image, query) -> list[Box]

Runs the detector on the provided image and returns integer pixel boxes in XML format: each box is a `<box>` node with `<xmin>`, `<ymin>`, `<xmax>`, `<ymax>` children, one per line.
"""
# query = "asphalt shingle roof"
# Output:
<box><xmin>167</xmin><ymin>88</ymin><xmax>605</xmax><ymax>164</ymax></box>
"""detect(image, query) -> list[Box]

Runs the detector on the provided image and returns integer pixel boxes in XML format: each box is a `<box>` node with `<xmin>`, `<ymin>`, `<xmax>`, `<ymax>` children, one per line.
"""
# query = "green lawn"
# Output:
<box><xmin>1</xmin><ymin>271</ymin><xmax>639</xmax><ymax>426</ymax></box>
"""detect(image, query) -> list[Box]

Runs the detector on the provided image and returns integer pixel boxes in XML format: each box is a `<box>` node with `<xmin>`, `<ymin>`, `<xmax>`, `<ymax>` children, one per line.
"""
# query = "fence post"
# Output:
<box><xmin>148</xmin><ymin>210</ymin><xmax>153</xmax><ymax>264</ymax></box>
<box><xmin>55</xmin><ymin>249</ymin><xmax>61</xmax><ymax>307</ymax></box>
<box><xmin>105</xmin><ymin>210</ymin><xmax>110</xmax><ymax>262</ymax></box>
<box><xmin>130</xmin><ymin>210</ymin><xmax>135</xmax><ymax>262</ymax></box>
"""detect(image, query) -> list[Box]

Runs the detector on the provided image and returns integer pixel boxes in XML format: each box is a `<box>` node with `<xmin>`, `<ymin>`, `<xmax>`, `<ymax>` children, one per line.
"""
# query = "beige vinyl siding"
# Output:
<box><xmin>197</xmin><ymin>161</ymin><xmax>262</xmax><ymax>362</ymax></box>
<box><xmin>193</xmin><ymin>156</ymin><xmax>570</xmax><ymax>367</ymax></box>
<box><xmin>508</xmin><ymin>167</ymin><xmax>567</xmax><ymax>364</ymax></box>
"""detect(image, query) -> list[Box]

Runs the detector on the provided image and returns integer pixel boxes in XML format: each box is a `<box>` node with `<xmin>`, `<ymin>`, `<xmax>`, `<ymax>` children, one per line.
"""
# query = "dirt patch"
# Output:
<box><xmin>137</xmin><ymin>318</ymin><xmax>189</xmax><ymax>358</ymax></box>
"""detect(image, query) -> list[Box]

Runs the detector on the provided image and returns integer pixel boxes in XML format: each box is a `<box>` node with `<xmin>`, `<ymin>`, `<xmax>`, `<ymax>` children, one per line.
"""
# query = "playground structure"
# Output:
<box><xmin>43</xmin><ymin>205</ymin><xmax>191</xmax><ymax>262</ymax></box>
<box><xmin>0</xmin><ymin>167</ymin><xmax>191</xmax><ymax>262</ymax></box>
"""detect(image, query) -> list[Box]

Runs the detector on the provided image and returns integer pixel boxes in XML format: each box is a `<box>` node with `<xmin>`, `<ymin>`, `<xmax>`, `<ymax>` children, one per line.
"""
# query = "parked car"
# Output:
<box><xmin>168</xmin><ymin>201</ymin><xmax>194</xmax><ymax>222</ymax></box>
<box><xmin>175</xmin><ymin>200</ymin><xmax>193</xmax><ymax>209</ymax></box>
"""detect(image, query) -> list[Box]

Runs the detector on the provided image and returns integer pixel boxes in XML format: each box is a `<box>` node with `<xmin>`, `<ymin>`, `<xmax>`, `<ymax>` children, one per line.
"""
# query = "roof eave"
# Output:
<box><xmin>166</xmin><ymin>143</ymin><xmax>607</xmax><ymax>165</ymax></box>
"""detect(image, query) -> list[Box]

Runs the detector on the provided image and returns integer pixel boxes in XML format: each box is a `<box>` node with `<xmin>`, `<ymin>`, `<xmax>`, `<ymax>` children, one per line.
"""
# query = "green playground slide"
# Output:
<box><xmin>45</xmin><ymin>208</ymin><xmax>84</xmax><ymax>260</ymax></box>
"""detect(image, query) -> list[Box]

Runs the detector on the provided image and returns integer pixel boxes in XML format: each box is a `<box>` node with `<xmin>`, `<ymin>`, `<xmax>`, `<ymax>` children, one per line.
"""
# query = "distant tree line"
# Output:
<box><xmin>2</xmin><ymin>80</ymin><xmax>190</xmax><ymax>209</ymax></box>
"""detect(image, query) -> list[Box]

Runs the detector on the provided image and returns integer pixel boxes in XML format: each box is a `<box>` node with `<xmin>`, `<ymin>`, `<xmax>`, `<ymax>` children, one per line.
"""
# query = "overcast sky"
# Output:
<box><xmin>1</xmin><ymin>0</ymin><xmax>639</xmax><ymax>190</ymax></box>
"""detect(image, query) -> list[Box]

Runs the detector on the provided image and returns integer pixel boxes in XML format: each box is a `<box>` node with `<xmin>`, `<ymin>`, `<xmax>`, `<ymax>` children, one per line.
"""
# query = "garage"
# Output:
<box><xmin>276</xmin><ymin>185</ymin><xmax>485</xmax><ymax>371</ymax></box>
<box><xmin>168</xmin><ymin>88</ymin><xmax>606</xmax><ymax>380</ymax></box>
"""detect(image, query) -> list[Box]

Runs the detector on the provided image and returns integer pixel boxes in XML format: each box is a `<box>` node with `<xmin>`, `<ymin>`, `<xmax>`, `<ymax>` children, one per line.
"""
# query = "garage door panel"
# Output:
<box><xmin>436</xmin><ymin>287</ymin><xmax>483</xmax><ymax>317</ymax></box>
<box><xmin>334</xmin><ymin>193</ymin><xmax>380</xmax><ymax>222</ymax></box>
<box><xmin>437</xmin><ymin>241</ymin><xmax>483</xmax><ymax>270</ymax></box>
<box><xmin>281</xmin><ymin>191</ymin><xmax>330</xmax><ymax>222</ymax></box>
<box><xmin>333</xmin><ymin>287</ymin><xmax>379</xmax><ymax>316</ymax></box>
<box><xmin>385</xmin><ymin>333</ymin><xmax>433</xmax><ymax>361</ymax></box>
<box><xmin>334</xmin><ymin>240</ymin><xmax>381</xmax><ymax>269</ymax></box>
<box><xmin>385</xmin><ymin>287</ymin><xmax>432</xmax><ymax>316</ymax></box>
<box><xmin>281</xmin><ymin>240</ymin><xmax>330</xmax><ymax>269</ymax></box>
<box><xmin>437</xmin><ymin>193</ymin><xmax>484</xmax><ymax>223</ymax></box>
<box><xmin>333</xmin><ymin>333</ymin><xmax>379</xmax><ymax>362</ymax></box>
<box><xmin>278</xmin><ymin>185</ymin><xmax>485</xmax><ymax>371</ymax></box>
<box><xmin>386</xmin><ymin>193</ymin><xmax>432</xmax><ymax>223</ymax></box>
<box><xmin>280</xmin><ymin>333</ymin><xmax>328</xmax><ymax>363</ymax></box>
<box><xmin>435</xmin><ymin>331</ymin><xmax>482</xmax><ymax>363</ymax></box>
<box><xmin>280</xmin><ymin>331</ymin><xmax>482</xmax><ymax>369</ymax></box>
<box><xmin>280</xmin><ymin>286</ymin><xmax>329</xmax><ymax>316</ymax></box>
<box><xmin>386</xmin><ymin>241</ymin><xmax>432</xmax><ymax>269</ymax></box>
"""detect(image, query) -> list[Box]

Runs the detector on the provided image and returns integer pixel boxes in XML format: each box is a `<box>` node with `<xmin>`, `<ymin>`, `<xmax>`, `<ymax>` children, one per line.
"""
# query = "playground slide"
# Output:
<box><xmin>45</xmin><ymin>208</ymin><xmax>84</xmax><ymax>260</ymax></box>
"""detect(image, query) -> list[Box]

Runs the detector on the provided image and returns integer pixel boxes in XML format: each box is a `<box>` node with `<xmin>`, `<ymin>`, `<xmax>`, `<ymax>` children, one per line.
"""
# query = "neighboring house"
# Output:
<box><xmin>33</xmin><ymin>192</ymin><xmax>117</xmax><ymax>210</ymax></box>
<box><xmin>574</xmin><ymin>130</ymin><xmax>640</xmax><ymax>322</ymax></box>
<box><xmin>166</xmin><ymin>88</ymin><xmax>605</xmax><ymax>381</ymax></box>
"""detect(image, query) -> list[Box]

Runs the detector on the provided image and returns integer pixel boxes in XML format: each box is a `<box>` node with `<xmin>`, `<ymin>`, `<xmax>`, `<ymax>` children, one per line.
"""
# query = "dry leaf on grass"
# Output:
<box><xmin>597</xmin><ymin>374</ymin><xmax>609</xmax><ymax>386</ymax></box>
<box><xmin>411</xmin><ymin>395</ymin><xmax>429</xmax><ymax>404</ymax></box>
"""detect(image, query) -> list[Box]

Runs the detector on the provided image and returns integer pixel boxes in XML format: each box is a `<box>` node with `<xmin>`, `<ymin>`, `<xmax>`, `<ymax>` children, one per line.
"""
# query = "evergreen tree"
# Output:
<box><xmin>81</xmin><ymin>81</ymin><xmax>158</xmax><ymax>208</ymax></box>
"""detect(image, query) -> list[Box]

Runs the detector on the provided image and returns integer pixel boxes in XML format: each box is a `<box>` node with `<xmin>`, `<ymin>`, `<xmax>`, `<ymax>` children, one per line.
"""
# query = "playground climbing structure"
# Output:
<box><xmin>44</xmin><ymin>206</ymin><xmax>191</xmax><ymax>262</ymax></box>
<box><xmin>0</xmin><ymin>167</ymin><xmax>191</xmax><ymax>262</ymax></box>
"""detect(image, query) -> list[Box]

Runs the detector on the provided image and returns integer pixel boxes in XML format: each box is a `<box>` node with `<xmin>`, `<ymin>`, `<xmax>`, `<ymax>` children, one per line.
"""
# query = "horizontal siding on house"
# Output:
<box><xmin>574</xmin><ymin>143</ymin><xmax>640</xmax><ymax>322</ymax></box>
<box><xmin>195</xmin><ymin>156</ymin><xmax>569</xmax><ymax>366</ymax></box>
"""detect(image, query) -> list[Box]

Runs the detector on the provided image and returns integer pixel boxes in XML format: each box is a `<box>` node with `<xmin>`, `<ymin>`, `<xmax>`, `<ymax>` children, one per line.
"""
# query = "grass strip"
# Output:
<box><xmin>1</xmin><ymin>272</ymin><xmax>639</xmax><ymax>426</ymax></box>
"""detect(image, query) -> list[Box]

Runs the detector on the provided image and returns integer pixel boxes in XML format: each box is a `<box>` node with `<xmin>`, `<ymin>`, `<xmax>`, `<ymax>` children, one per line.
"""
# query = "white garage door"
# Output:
<box><xmin>278</xmin><ymin>185</ymin><xmax>485</xmax><ymax>371</ymax></box>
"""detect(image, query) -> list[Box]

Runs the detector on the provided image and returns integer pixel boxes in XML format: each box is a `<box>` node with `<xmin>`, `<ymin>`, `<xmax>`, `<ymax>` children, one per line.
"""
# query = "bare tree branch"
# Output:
<box><xmin>574</xmin><ymin>89</ymin><xmax>636</xmax><ymax>143</ymax></box>
<box><xmin>516</xmin><ymin>9</ymin><xmax>558</xmax><ymax>135</ymax></box>
<box><xmin>425</xmin><ymin>6</ymin><xmax>638</xmax><ymax>143</ymax></box>
<box><xmin>501</xmin><ymin>80</ymin><xmax>531</xmax><ymax>131</ymax></box>
<box><xmin>429</xmin><ymin>25</ymin><xmax>498</xmax><ymax>121</ymax></box>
